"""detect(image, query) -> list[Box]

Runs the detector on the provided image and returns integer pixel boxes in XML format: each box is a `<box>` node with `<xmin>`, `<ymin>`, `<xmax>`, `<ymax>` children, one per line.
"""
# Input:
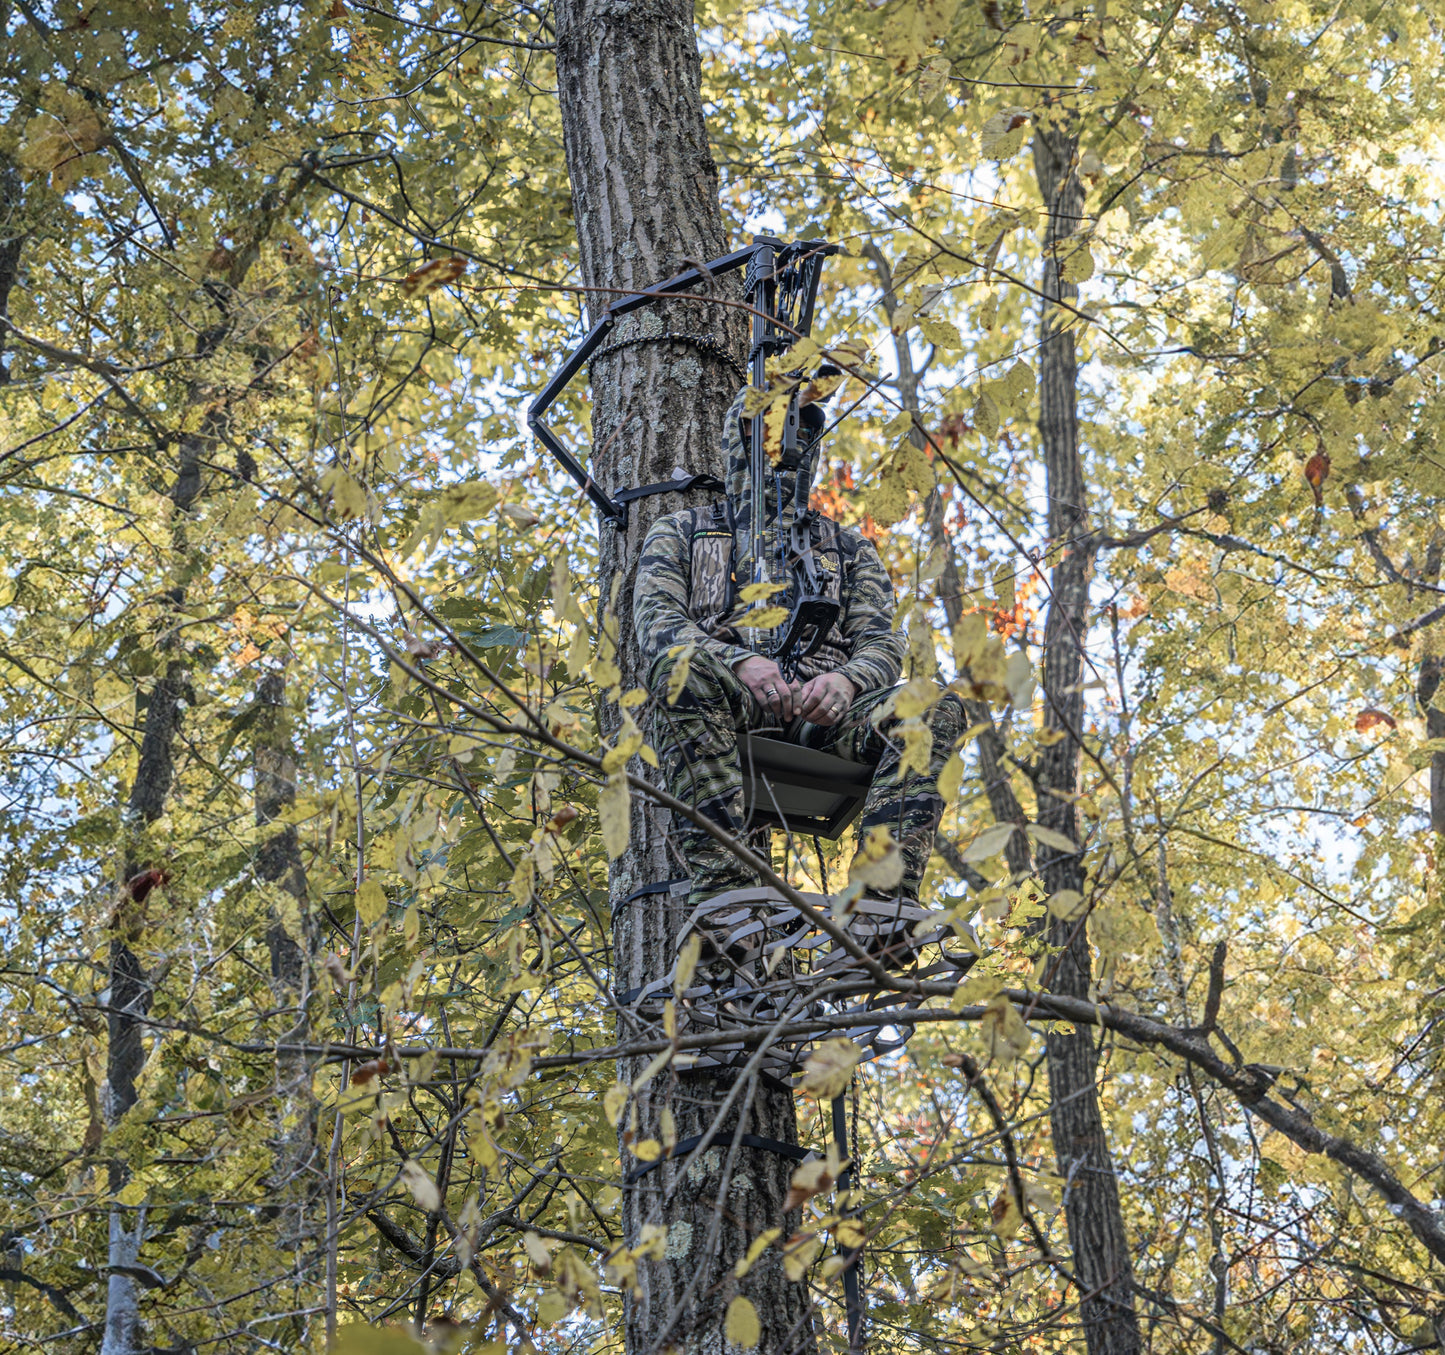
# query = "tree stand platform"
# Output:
<box><xmin>617</xmin><ymin>885</ymin><xmax>978</xmax><ymax>1080</ymax></box>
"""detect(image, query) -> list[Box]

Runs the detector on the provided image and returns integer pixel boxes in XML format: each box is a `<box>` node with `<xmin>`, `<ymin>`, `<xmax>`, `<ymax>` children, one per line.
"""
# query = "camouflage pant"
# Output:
<box><xmin>649</xmin><ymin>648</ymin><xmax>965</xmax><ymax>904</ymax></box>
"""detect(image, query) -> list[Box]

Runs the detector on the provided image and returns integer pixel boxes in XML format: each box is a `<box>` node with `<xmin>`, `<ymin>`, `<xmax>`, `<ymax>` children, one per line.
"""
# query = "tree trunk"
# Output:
<box><xmin>553</xmin><ymin>3</ymin><xmax>815</xmax><ymax>1350</ymax></box>
<box><xmin>102</xmin><ymin>434</ymin><xmax>204</xmax><ymax>1355</ymax></box>
<box><xmin>99</xmin><ymin>177</ymin><xmax>311</xmax><ymax>1348</ymax></box>
<box><xmin>254</xmin><ymin>667</ymin><xmax>318</xmax><ymax>1261</ymax></box>
<box><xmin>0</xmin><ymin>153</ymin><xmax>24</xmax><ymax>384</ymax></box>
<box><xmin>1032</xmin><ymin>125</ymin><xmax>1141</xmax><ymax>1355</ymax></box>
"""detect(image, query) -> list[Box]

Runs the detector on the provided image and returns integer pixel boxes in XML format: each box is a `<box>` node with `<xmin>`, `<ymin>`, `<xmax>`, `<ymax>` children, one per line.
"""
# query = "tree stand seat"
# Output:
<box><xmin>740</xmin><ymin>735</ymin><xmax>874</xmax><ymax>838</ymax></box>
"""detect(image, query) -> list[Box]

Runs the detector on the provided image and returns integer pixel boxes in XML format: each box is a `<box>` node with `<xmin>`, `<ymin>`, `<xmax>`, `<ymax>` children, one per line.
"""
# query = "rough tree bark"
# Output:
<box><xmin>552</xmin><ymin>1</ymin><xmax>815</xmax><ymax>1350</ymax></box>
<box><xmin>1032</xmin><ymin>124</ymin><xmax>1141</xmax><ymax>1353</ymax></box>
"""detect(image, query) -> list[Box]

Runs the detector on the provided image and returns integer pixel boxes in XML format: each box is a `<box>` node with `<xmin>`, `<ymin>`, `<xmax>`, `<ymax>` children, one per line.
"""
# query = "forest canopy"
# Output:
<box><xmin>2</xmin><ymin>0</ymin><xmax>1445</xmax><ymax>1352</ymax></box>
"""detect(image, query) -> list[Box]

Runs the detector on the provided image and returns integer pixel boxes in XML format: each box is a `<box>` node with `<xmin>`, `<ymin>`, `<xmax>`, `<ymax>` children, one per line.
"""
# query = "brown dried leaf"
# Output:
<box><xmin>399</xmin><ymin>256</ymin><xmax>467</xmax><ymax>300</ymax></box>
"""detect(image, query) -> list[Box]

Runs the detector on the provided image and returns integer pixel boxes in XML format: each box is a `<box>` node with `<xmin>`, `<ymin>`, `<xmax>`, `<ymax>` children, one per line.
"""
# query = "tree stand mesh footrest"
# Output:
<box><xmin>614</xmin><ymin>885</ymin><xmax>977</xmax><ymax>1080</ymax></box>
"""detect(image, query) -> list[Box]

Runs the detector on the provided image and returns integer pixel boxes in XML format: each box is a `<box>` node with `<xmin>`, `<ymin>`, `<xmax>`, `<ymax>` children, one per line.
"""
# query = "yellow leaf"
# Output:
<box><xmin>951</xmin><ymin>613</ymin><xmax>988</xmax><ymax>667</ymax></box>
<box><xmin>1004</xmin><ymin>360</ymin><xmax>1036</xmax><ymax>403</ymax></box>
<box><xmin>356</xmin><ymin>879</ymin><xmax>388</xmax><ymax>924</ymax></box>
<box><xmin>762</xmin><ymin>400</ymin><xmax>790</xmax><ymax>463</ymax></box>
<box><xmin>981</xmin><ymin>995</ymin><xmax>1031</xmax><ymax>1063</ymax></box>
<box><xmin>950</xmin><ymin>972</ymin><xmax>1003</xmax><ymax>1011</ymax></box>
<box><xmin>894</xmin><ymin>676</ymin><xmax>940</xmax><ymax>719</ymax></box>
<box><xmin>666</xmin><ymin>642</ymin><xmax>696</xmax><ymax>706</ymax></box>
<box><xmin>636</xmin><ymin>1223</ymin><xmax>668</xmax><ymax>1259</ymax></box>
<box><xmin>938</xmin><ymin>752</ymin><xmax>965</xmax><ymax>803</ymax></box>
<box><xmin>331</xmin><ymin>1324</ymin><xmax>428</xmax><ymax>1355</ymax></box>
<box><xmin>918</xmin><ymin>53</ymin><xmax>951</xmax><ymax>101</ymax></box>
<box><xmin>116</xmin><ymin>1178</ymin><xmax>147</xmax><ymax>1206</ymax></box>
<box><xmin>784</xmin><ymin>1159</ymin><xmax>835</xmax><ymax>1211</ymax></box>
<box><xmin>867</xmin><ymin>468</ymin><xmax>911</xmax><ymax>526</ymax></box>
<box><xmin>631</xmin><ymin>1047</ymin><xmax>672</xmax><ymax>1092</ymax></box>
<box><xmin>738</xmin><ymin>606</ymin><xmax>788</xmax><ymax>629</ymax></box>
<box><xmin>897</xmin><ymin>718</ymin><xmax>932</xmax><ymax>779</ymax></box>
<box><xmin>734</xmin><ymin>1227</ymin><xmax>782</xmax><ymax>1279</ymax></box>
<box><xmin>1091</xmin><ymin>901</ymin><xmax>1161</xmax><ymax>962</ymax></box>
<box><xmin>1058</xmin><ymin>243</ymin><xmax>1095</xmax><ymax>284</ymax></box>
<box><xmin>602</xmin><ymin>731</ymin><xmax>643</xmax><ymax>774</ymax></box>
<box><xmin>847</xmin><ymin>825</ymin><xmax>903</xmax><ymax>891</ymax></box>
<box><xmin>18</xmin><ymin>90</ymin><xmax>107</xmax><ymax>189</ymax></box>
<box><xmin>1027</xmin><ymin>823</ymin><xmax>1078</xmax><ymax>854</ymax></box>
<box><xmin>536</xmin><ymin>1289</ymin><xmax>569</xmax><ymax>1324</ymax></box>
<box><xmin>523</xmin><ymin>1230</ymin><xmax>554</xmax><ymax>1272</ymax></box>
<box><xmin>783</xmin><ymin>1232</ymin><xmax>821</xmax><ymax>1282</ymax></box>
<box><xmin>399</xmin><ymin>1160</ymin><xmax>441</xmax><ymax>1212</ymax></box>
<box><xmin>567</xmin><ymin>623</ymin><xmax>590</xmax><ymax>673</ymax></box>
<box><xmin>674</xmin><ymin>933</ymin><xmax>702</xmax><ymax>996</ymax></box>
<box><xmin>834</xmin><ymin>1218</ymin><xmax>866</xmax><ymax>1248</ymax></box>
<box><xmin>603</xmin><ymin>1082</ymin><xmax>629</xmax><ymax>1127</ymax></box>
<box><xmin>1047</xmin><ymin>889</ymin><xmax>1086</xmax><ymax>920</ymax></box>
<box><xmin>599</xmin><ymin>773</ymin><xmax>630</xmax><ymax>859</ymax></box>
<box><xmin>632</xmin><ymin>1138</ymin><xmax>662</xmax><ymax>1162</ymax></box>
<box><xmin>990</xmin><ymin>1189</ymin><xmax>1023</xmax><ymax>1239</ymax></box>
<box><xmin>509</xmin><ymin>855</ymin><xmax>536</xmax><ymax>909</ymax></box>
<box><xmin>437</xmin><ymin>481</ymin><xmax>498</xmax><ymax>523</ymax></box>
<box><xmin>739</xmin><ymin>581</ymin><xmax>786</xmax><ymax>603</ymax></box>
<box><xmin>799</xmin><ymin>1038</ymin><xmax>864</xmax><ymax>1100</ymax></box>
<box><xmin>960</xmin><ymin>822</ymin><xmax>1015</xmax><ymax>863</ymax></box>
<box><xmin>918</xmin><ymin>315</ymin><xmax>963</xmax><ymax>349</ymax></box>
<box><xmin>724</xmin><ymin>1296</ymin><xmax>761</xmax><ymax>1349</ymax></box>
<box><xmin>322</xmin><ymin>466</ymin><xmax>369</xmax><ymax>520</ymax></box>
<box><xmin>980</xmin><ymin>107</ymin><xmax>1029</xmax><ymax>159</ymax></box>
<box><xmin>973</xmin><ymin>389</ymin><xmax>999</xmax><ymax>439</ymax></box>
<box><xmin>660</xmin><ymin>1106</ymin><xmax>676</xmax><ymax>1153</ymax></box>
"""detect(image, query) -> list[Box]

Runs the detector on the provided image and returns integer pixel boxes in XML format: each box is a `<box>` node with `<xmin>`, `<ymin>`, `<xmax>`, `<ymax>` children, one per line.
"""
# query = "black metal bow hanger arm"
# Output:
<box><xmin>527</xmin><ymin>235</ymin><xmax>841</xmax><ymax>529</ymax></box>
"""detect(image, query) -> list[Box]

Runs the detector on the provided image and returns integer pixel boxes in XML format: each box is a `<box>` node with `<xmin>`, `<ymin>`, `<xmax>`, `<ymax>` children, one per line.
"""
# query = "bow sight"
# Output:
<box><xmin>528</xmin><ymin>234</ymin><xmax>844</xmax><ymax>680</ymax></box>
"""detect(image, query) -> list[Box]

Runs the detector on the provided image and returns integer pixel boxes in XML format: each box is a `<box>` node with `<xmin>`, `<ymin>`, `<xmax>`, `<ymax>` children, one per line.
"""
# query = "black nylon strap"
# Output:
<box><xmin>620</xmin><ymin>878</ymin><xmax>690</xmax><ymax>904</ymax></box>
<box><xmin>615</xmin><ymin>473</ymin><xmax>724</xmax><ymax>505</ymax></box>
<box><xmin>626</xmin><ymin>1131</ymin><xmax>810</xmax><ymax>1185</ymax></box>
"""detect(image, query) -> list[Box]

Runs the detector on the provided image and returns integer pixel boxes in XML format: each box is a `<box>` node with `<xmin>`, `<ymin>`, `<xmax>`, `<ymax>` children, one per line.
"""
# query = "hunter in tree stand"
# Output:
<box><xmin>635</xmin><ymin>384</ymin><xmax>966</xmax><ymax>949</ymax></box>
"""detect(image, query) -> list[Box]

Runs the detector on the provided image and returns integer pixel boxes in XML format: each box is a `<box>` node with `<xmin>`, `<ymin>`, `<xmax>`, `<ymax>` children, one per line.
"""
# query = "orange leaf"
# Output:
<box><xmin>1354</xmin><ymin>708</ymin><xmax>1396</xmax><ymax>734</ymax></box>
<box><xmin>125</xmin><ymin>868</ymin><xmax>170</xmax><ymax>903</ymax></box>
<box><xmin>546</xmin><ymin>804</ymin><xmax>581</xmax><ymax>834</ymax></box>
<box><xmin>400</xmin><ymin>256</ymin><xmax>467</xmax><ymax>300</ymax></box>
<box><xmin>1303</xmin><ymin>450</ymin><xmax>1331</xmax><ymax>506</ymax></box>
<box><xmin>351</xmin><ymin>1057</ymin><xmax>391</xmax><ymax>1087</ymax></box>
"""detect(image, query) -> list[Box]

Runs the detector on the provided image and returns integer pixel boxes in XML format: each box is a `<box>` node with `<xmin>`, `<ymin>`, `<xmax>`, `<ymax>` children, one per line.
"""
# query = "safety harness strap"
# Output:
<box><xmin>615</xmin><ymin>473</ymin><xmax>724</xmax><ymax>505</ymax></box>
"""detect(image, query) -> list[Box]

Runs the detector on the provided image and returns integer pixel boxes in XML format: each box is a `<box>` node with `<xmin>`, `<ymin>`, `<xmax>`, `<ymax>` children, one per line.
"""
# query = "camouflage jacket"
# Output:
<box><xmin>633</xmin><ymin>388</ymin><xmax>905</xmax><ymax>695</ymax></box>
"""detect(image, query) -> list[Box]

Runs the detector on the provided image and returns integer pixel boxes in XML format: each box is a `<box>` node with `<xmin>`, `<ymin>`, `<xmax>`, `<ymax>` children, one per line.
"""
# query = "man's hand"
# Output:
<box><xmin>796</xmin><ymin>672</ymin><xmax>857</xmax><ymax>727</ymax></box>
<box><xmin>734</xmin><ymin>655</ymin><xmax>799</xmax><ymax>721</ymax></box>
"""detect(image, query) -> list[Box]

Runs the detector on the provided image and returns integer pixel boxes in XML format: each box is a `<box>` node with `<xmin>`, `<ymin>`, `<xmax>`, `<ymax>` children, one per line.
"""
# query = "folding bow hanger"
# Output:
<box><xmin>529</xmin><ymin>236</ymin><xmax>844</xmax><ymax>680</ymax></box>
<box><xmin>527</xmin><ymin>234</ymin><xmax>841</xmax><ymax>529</ymax></box>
